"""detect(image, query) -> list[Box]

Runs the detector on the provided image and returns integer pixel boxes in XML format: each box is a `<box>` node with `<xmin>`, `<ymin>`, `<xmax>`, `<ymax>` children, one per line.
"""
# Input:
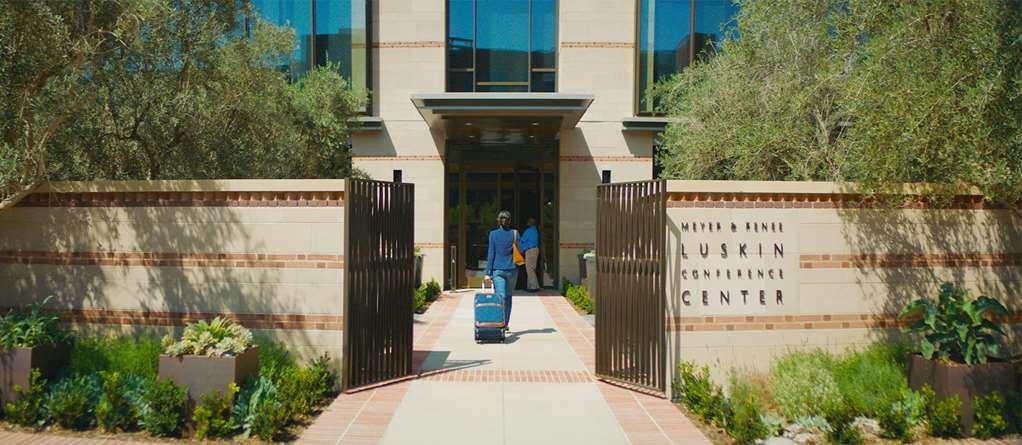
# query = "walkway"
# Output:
<box><xmin>297</xmin><ymin>291</ymin><xmax>711</xmax><ymax>445</ymax></box>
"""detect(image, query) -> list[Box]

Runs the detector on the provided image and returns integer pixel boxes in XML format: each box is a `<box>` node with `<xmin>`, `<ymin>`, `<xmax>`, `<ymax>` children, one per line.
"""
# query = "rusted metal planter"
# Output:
<box><xmin>158</xmin><ymin>346</ymin><xmax>259</xmax><ymax>404</ymax></box>
<box><xmin>907</xmin><ymin>353</ymin><xmax>1019</xmax><ymax>436</ymax></box>
<box><xmin>0</xmin><ymin>342</ymin><xmax>70</xmax><ymax>403</ymax></box>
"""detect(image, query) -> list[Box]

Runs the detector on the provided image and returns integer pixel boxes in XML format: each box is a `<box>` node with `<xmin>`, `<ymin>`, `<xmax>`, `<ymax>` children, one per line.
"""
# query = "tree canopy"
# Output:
<box><xmin>1</xmin><ymin>0</ymin><xmax>366</xmax><ymax>203</ymax></box>
<box><xmin>652</xmin><ymin>0</ymin><xmax>1022</xmax><ymax>202</ymax></box>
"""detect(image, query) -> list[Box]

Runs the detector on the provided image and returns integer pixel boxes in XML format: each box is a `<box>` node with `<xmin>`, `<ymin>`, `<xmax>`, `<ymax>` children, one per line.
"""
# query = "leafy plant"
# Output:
<box><xmin>162</xmin><ymin>316</ymin><xmax>254</xmax><ymax>357</ymax></box>
<box><xmin>727</xmin><ymin>377</ymin><xmax>769</xmax><ymax>445</ymax></box>
<box><xmin>972</xmin><ymin>392</ymin><xmax>1009</xmax><ymax>439</ymax></box>
<box><xmin>832</xmin><ymin>342</ymin><xmax>909</xmax><ymax>417</ymax></box>
<box><xmin>899</xmin><ymin>282</ymin><xmax>1009</xmax><ymax>364</ymax></box>
<box><xmin>234</xmin><ymin>376</ymin><xmax>288</xmax><ymax>441</ymax></box>
<box><xmin>563</xmin><ymin>280</ymin><xmax>595</xmax><ymax>314</ymax></box>
<box><xmin>877</xmin><ymin>389</ymin><xmax>925</xmax><ymax>442</ymax></box>
<box><xmin>257</xmin><ymin>338</ymin><xmax>296</xmax><ymax>382</ymax></box>
<box><xmin>69</xmin><ymin>335</ymin><xmax>162</xmax><ymax>378</ymax></box>
<box><xmin>424</xmin><ymin>278</ymin><xmax>442</xmax><ymax>302</ymax></box>
<box><xmin>4</xmin><ymin>368</ymin><xmax>48</xmax><ymax>428</ymax></box>
<box><xmin>674</xmin><ymin>361</ymin><xmax>728</xmax><ymax>427</ymax></box>
<box><xmin>924</xmin><ymin>389</ymin><xmax>961</xmax><ymax>438</ymax></box>
<box><xmin>414</xmin><ymin>286</ymin><xmax>428</xmax><ymax>313</ymax></box>
<box><xmin>193</xmin><ymin>383</ymin><xmax>239</xmax><ymax>440</ymax></box>
<box><xmin>276</xmin><ymin>354</ymin><xmax>336</xmax><ymax>419</ymax></box>
<box><xmin>142</xmin><ymin>378</ymin><xmax>187</xmax><ymax>437</ymax></box>
<box><xmin>770</xmin><ymin>350</ymin><xmax>843</xmax><ymax>419</ymax></box>
<box><xmin>0</xmin><ymin>296</ymin><xmax>71</xmax><ymax>348</ymax></box>
<box><xmin>823</xmin><ymin>404</ymin><xmax>863</xmax><ymax>445</ymax></box>
<box><xmin>96</xmin><ymin>371</ymin><xmax>140</xmax><ymax>432</ymax></box>
<box><xmin>45</xmin><ymin>373</ymin><xmax>102</xmax><ymax>430</ymax></box>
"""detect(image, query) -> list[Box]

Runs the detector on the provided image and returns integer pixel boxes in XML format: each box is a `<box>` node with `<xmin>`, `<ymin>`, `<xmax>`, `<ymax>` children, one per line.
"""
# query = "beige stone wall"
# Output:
<box><xmin>662</xmin><ymin>180</ymin><xmax>1022</xmax><ymax>385</ymax></box>
<box><xmin>0</xmin><ymin>180</ymin><xmax>346</xmax><ymax>366</ymax></box>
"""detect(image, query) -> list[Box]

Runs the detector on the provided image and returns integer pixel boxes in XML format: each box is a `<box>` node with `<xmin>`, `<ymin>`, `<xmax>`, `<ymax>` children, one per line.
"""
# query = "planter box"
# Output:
<box><xmin>158</xmin><ymin>346</ymin><xmax>259</xmax><ymax>404</ymax></box>
<box><xmin>0</xmin><ymin>342</ymin><xmax>69</xmax><ymax>403</ymax></box>
<box><xmin>907</xmin><ymin>353</ymin><xmax>1018</xmax><ymax>436</ymax></box>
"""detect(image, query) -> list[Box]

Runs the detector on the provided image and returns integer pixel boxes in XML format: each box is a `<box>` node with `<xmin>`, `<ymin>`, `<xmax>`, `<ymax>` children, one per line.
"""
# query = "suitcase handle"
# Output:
<box><xmin>480</xmin><ymin>281</ymin><xmax>495</xmax><ymax>293</ymax></box>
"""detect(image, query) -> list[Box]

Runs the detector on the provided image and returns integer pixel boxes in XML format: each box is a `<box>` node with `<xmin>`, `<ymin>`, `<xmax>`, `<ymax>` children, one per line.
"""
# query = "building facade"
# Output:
<box><xmin>251</xmin><ymin>0</ymin><xmax>739</xmax><ymax>289</ymax></box>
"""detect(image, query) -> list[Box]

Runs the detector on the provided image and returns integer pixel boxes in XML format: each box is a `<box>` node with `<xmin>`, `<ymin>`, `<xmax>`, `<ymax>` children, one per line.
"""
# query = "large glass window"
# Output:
<box><xmin>636</xmin><ymin>0</ymin><xmax>738</xmax><ymax>114</ymax></box>
<box><xmin>446</xmin><ymin>0</ymin><xmax>557</xmax><ymax>92</ymax></box>
<box><xmin>249</xmin><ymin>1</ymin><xmax>370</xmax><ymax>104</ymax></box>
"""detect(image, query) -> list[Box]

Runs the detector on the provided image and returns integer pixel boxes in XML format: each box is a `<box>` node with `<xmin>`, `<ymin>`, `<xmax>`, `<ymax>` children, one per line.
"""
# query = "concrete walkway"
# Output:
<box><xmin>297</xmin><ymin>291</ymin><xmax>711</xmax><ymax>445</ymax></box>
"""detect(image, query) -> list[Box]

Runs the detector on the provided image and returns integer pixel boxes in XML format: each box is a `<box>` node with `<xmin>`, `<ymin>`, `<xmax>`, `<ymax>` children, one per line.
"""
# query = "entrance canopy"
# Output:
<box><xmin>410</xmin><ymin>93</ymin><xmax>595</xmax><ymax>136</ymax></box>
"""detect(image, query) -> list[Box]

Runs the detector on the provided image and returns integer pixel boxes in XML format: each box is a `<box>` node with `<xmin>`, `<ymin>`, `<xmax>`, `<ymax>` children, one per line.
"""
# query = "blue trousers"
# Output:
<box><xmin>491</xmin><ymin>269</ymin><xmax>516</xmax><ymax>326</ymax></box>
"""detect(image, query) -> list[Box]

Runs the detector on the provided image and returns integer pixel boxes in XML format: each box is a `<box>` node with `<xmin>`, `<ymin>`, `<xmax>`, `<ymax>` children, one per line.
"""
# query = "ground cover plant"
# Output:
<box><xmin>414</xmin><ymin>278</ymin><xmax>442</xmax><ymax>313</ymax></box>
<box><xmin>562</xmin><ymin>279</ymin><xmax>595</xmax><ymax>315</ymax></box>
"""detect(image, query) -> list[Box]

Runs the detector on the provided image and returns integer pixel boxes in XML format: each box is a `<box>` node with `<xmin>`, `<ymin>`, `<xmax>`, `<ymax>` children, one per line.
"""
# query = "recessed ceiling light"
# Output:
<box><xmin>464</xmin><ymin>122</ymin><xmax>473</xmax><ymax>126</ymax></box>
<box><xmin>531</xmin><ymin>122</ymin><xmax>539</xmax><ymax>126</ymax></box>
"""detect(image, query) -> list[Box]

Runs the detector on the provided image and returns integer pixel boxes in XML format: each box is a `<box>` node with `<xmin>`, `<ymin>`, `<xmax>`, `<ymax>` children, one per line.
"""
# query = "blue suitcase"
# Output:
<box><xmin>474</xmin><ymin>283</ymin><xmax>506</xmax><ymax>343</ymax></box>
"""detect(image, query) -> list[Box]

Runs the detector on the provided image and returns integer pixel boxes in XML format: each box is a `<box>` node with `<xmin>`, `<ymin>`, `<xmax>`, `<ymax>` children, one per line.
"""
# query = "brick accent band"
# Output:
<box><xmin>415</xmin><ymin>242</ymin><xmax>444</xmax><ymax>249</ymax></box>
<box><xmin>560</xmin><ymin>243</ymin><xmax>595</xmax><ymax>249</ymax></box>
<box><xmin>669</xmin><ymin>312</ymin><xmax>1022</xmax><ymax>332</ymax></box>
<box><xmin>666</xmin><ymin>192</ymin><xmax>996</xmax><ymax>209</ymax></box>
<box><xmin>561</xmin><ymin>41</ymin><xmax>635</xmax><ymax>49</ymax></box>
<box><xmin>0</xmin><ymin>251</ymin><xmax>344</xmax><ymax>269</ymax></box>
<box><xmin>416</xmin><ymin>369</ymin><xmax>592</xmax><ymax>383</ymax></box>
<box><xmin>353</xmin><ymin>155</ymin><xmax>444</xmax><ymax>161</ymax></box>
<box><xmin>800</xmin><ymin>253</ymin><xmax>1022</xmax><ymax>269</ymax></box>
<box><xmin>373</xmin><ymin>41</ymin><xmax>444</xmax><ymax>48</ymax></box>
<box><xmin>16</xmin><ymin>191</ymin><xmax>344</xmax><ymax>208</ymax></box>
<box><xmin>560</xmin><ymin>155</ymin><xmax>652</xmax><ymax>162</ymax></box>
<box><xmin>34</xmin><ymin>308</ymin><xmax>343</xmax><ymax>330</ymax></box>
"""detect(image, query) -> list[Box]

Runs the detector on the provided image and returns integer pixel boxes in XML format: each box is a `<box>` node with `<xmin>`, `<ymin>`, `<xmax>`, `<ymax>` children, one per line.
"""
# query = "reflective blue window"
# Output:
<box><xmin>249</xmin><ymin>0</ymin><xmax>370</xmax><ymax>101</ymax></box>
<box><xmin>637</xmin><ymin>0</ymin><xmax>737</xmax><ymax>114</ymax></box>
<box><xmin>446</xmin><ymin>0</ymin><xmax>557</xmax><ymax>92</ymax></box>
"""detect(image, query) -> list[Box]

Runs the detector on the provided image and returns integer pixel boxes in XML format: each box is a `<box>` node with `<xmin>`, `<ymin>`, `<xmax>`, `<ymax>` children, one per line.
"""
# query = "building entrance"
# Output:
<box><xmin>444</xmin><ymin>142</ymin><xmax>558</xmax><ymax>290</ymax></box>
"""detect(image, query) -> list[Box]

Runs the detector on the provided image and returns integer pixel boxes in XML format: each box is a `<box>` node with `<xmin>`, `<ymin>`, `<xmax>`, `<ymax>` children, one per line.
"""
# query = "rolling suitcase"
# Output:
<box><xmin>474</xmin><ymin>282</ymin><xmax>506</xmax><ymax>343</ymax></box>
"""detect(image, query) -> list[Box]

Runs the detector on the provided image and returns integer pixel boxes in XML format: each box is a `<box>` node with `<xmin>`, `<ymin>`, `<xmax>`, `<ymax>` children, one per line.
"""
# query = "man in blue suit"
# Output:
<box><xmin>519</xmin><ymin>217</ymin><xmax>540</xmax><ymax>292</ymax></box>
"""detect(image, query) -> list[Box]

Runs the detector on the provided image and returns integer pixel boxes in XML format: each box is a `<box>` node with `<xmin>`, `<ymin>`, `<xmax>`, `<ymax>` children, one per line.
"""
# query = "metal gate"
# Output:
<box><xmin>342</xmin><ymin>178</ymin><xmax>415</xmax><ymax>390</ymax></box>
<box><xmin>595</xmin><ymin>180</ymin><xmax>667</xmax><ymax>393</ymax></box>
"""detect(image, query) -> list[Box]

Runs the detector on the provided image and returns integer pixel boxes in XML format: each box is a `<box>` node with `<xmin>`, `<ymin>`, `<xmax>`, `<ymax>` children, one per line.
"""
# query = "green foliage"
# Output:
<box><xmin>0</xmin><ymin>296</ymin><xmax>71</xmax><ymax>348</ymax></box>
<box><xmin>424</xmin><ymin>279</ymin><xmax>442</xmax><ymax>302</ymax></box>
<box><xmin>234</xmin><ymin>376</ymin><xmax>288</xmax><ymax>441</ymax></box>
<box><xmin>276</xmin><ymin>354</ymin><xmax>336</xmax><ymax>420</ymax></box>
<box><xmin>651</xmin><ymin>0</ymin><xmax>1022</xmax><ymax>204</ymax></box>
<box><xmin>414</xmin><ymin>278</ymin><xmax>444</xmax><ymax>313</ymax></box>
<box><xmin>925</xmin><ymin>390</ymin><xmax>962</xmax><ymax>438</ymax></box>
<box><xmin>193</xmin><ymin>383</ymin><xmax>239</xmax><ymax>440</ymax></box>
<box><xmin>4</xmin><ymin>368</ymin><xmax>48</xmax><ymax>428</ymax></box>
<box><xmin>899</xmin><ymin>282</ymin><xmax>1009</xmax><ymax>364</ymax></box>
<box><xmin>1</xmin><ymin>0</ymin><xmax>367</xmax><ymax>204</ymax></box>
<box><xmin>45</xmin><ymin>373</ymin><xmax>102</xmax><ymax>430</ymax></box>
<box><xmin>142</xmin><ymin>378</ymin><xmax>187</xmax><ymax>437</ymax></box>
<box><xmin>831</xmin><ymin>342</ymin><xmax>908</xmax><ymax>416</ymax></box>
<box><xmin>562</xmin><ymin>279</ymin><xmax>595</xmax><ymax>315</ymax></box>
<box><xmin>877</xmin><ymin>389</ymin><xmax>925</xmax><ymax>442</ymax></box>
<box><xmin>162</xmin><ymin>316</ymin><xmax>254</xmax><ymax>357</ymax></box>
<box><xmin>69</xmin><ymin>335</ymin><xmax>162</xmax><ymax>379</ymax></box>
<box><xmin>770</xmin><ymin>350</ymin><xmax>843</xmax><ymax>419</ymax></box>
<box><xmin>414</xmin><ymin>286</ymin><xmax>428</xmax><ymax>313</ymax></box>
<box><xmin>257</xmin><ymin>338</ymin><xmax>297</xmax><ymax>382</ymax></box>
<box><xmin>972</xmin><ymin>392</ymin><xmax>1009</xmax><ymax>439</ymax></box>
<box><xmin>727</xmin><ymin>377</ymin><xmax>770</xmax><ymax>445</ymax></box>
<box><xmin>674</xmin><ymin>361</ymin><xmax>729</xmax><ymax>427</ymax></box>
<box><xmin>823</xmin><ymin>404</ymin><xmax>863</xmax><ymax>445</ymax></box>
<box><xmin>96</xmin><ymin>371</ymin><xmax>140</xmax><ymax>433</ymax></box>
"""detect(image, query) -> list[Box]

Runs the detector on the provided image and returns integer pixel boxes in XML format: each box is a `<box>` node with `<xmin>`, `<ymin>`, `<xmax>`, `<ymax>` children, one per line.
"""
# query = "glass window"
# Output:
<box><xmin>637</xmin><ymin>0</ymin><xmax>738</xmax><ymax>114</ymax></box>
<box><xmin>250</xmin><ymin>0</ymin><xmax>371</xmax><ymax>110</ymax></box>
<box><xmin>446</xmin><ymin>0</ymin><xmax>557</xmax><ymax>92</ymax></box>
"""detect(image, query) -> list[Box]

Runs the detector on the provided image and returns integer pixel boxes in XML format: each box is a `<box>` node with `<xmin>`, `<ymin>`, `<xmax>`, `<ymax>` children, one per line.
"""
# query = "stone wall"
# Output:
<box><xmin>0</xmin><ymin>180</ymin><xmax>346</xmax><ymax>366</ymax></box>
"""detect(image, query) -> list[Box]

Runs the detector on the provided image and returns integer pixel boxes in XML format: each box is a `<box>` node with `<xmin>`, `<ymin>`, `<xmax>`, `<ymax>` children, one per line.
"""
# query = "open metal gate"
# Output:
<box><xmin>595</xmin><ymin>180</ymin><xmax>667</xmax><ymax>393</ymax></box>
<box><xmin>342</xmin><ymin>178</ymin><xmax>415</xmax><ymax>390</ymax></box>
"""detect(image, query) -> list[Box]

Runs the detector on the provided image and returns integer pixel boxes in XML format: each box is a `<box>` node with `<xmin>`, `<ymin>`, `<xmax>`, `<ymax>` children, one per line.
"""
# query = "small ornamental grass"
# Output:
<box><xmin>770</xmin><ymin>349</ymin><xmax>843</xmax><ymax>419</ymax></box>
<box><xmin>162</xmin><ymin>316</ymin><xmax>254</xmax><ymax>357</ymax></box>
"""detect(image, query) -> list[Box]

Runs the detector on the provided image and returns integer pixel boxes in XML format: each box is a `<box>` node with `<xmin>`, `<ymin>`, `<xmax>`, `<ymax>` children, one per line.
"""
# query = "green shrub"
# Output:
<box><xmin>69</xmin><ymin>335</ymin><xmax>162</xmax><ymax>379</ymax></box>
<box><xmin>234</xmin><ymin>376</ymin><xmax>288</xmax><ymax>441</ymax></box>
<box><xmin>256</xmin><ymin>338</ymin><xmax>296</xmax><ymax>382</ymax></box>
<box><xmin>414</xmin><ymin>286</ymin><xmax>428</xmax><ymax>313</ymax></box>
<box><xmin>193</xmin><ymin>383</ymin><xmax>239</xmax><ymax>440</ymax></box>
<box><xmin>877</xmin><ymin>389</ymin><xmax>924</xmax><ymax>442</ymax></box>
<box><xmin>832</xmin><ymin>342</ymin><xmax>909</xmax><ymax>417</ymax></box>
<box><xmin>0</xmin><ymin>296</ymin><xmax>71</xmax><ymax>348</ymax></box>
<box><xmin>4</xmin><ymin>368</ymin><xmax>48</xmax><ymax>428</ymax></box>
<box><xmin>972</xmin><ymin>392</ymin><xmax>1009</xmax><ymax>439</ymax></box>
<box><xmin>96</xmin><ymin>371</ymin><xmax>140</xmax><ymax>432</ymax></box>
<box><xmin>142</xmin><ymin>378</ymin><xmax>187</xmax><ymax>437</ymax></box>
<box><xmin>674</xmin><ymin>361</ymin><xmax>728</xmax><ymax>427</ymax></box>
<box><xmin>727</xmin><ymin>377</ymin><xmax>769</xmax><ymax>445</ymax></box>
<box><xmin>45</xmin><ymin>373</ymin><xmax>102</xmax><ymax>430</ymax></box>
<box><xmin>277</xmin><ymin>354</ymin><xmax>336</xmax><ymax>419</ymax></box>
<box><xmin>562</xmin><ymin>280</ymin><xmax>595</xmax><ymax>314</ymax></box>
<box><xmin>925</xmin><ymin>391</ymin><xmax>961</xmax><ymax>438</ymax></box>
<box><xmin>770</xmin><ymin>350</ymin><xmax>843</xmax><ymax>419</ymax></box>
<box><xmin>162</xmin><ymin>316</ymin><xmax>254</xmax><ymax>357</ymax></box>
<box><xmin>899</xmin><ymin>282</ymin><xmax>1009</xmax><ymax>365</ymax></box>
<box><xmin>424</xmin><ymin>278</ymin><xmax>442</xmax><ymax>302</ymax></box>
<box><xmin>823</xmin><ymin>404</ymin><xmax>863</xmax><ymax>445</ymax></box>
